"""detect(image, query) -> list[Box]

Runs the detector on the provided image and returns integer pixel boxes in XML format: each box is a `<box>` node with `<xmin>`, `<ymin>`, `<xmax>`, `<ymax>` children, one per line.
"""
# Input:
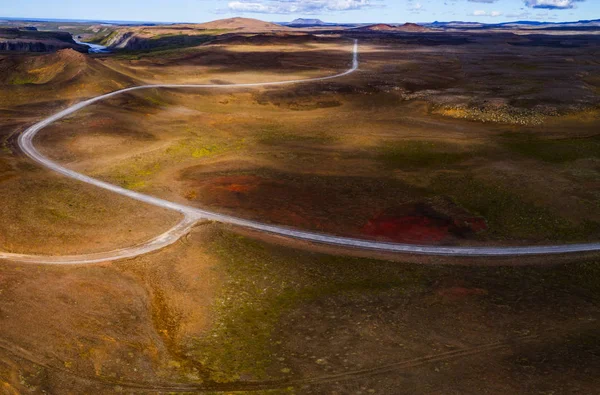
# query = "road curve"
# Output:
<box><xmin>3</xmin><ymin>39</ymin><xmax>600</xmax><ymax>264</ymax></box>
<box><xmin>0</xmin><ymin>215</ymin><xmax>198</xmax><ymax>265</ymax></box>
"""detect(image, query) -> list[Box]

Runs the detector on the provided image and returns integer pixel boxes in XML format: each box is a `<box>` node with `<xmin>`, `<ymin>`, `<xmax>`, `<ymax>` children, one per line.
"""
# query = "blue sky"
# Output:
<box><xmin>1</xmin><ymin>0</ymin><xmax>598</xmax><ymax>24</ymax></box>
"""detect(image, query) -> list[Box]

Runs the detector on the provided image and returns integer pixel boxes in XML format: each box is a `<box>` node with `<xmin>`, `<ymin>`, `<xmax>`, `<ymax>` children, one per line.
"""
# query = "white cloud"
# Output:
<box><xmin>409</xmin><ymin>2</ymin><xmax>423</xmax><ymax>10</ymax></box>
<box><xmin>524</xmin><ymin>0</ymin><xmax>584</xmax><ymax>10</ymax></box>
<box><xmin>472</xmin><ymin>9</ymin><xmax>503</xmax><ymax>16</ymax></box>
<box><xmin>228</xmin><ymin>1</ymin><xmax>270</xmax><ymax>12</ymax></box>
<box><xmin>227</xmin><ymin>0</ymin><xmax>374</xmax><ymax>14</ymax></box>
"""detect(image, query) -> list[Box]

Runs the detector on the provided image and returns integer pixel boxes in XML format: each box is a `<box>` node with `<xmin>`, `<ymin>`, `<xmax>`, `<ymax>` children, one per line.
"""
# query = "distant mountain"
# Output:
<box><xmin>499</xmin><ymin>19</ymin><xmax>600</xmax><ymax>27</ymax></box>
<box><xmin>196</xmin><ymin>17</ymin><xmax>285</xmax><ymax>31</ymax></box>
<box><xmin>397</xmin><ymin>23</ymin><xmax>432</xmax><ymax>32</ymax></box>
<box><xmin>425</xmin><ymin>19</ymin><xmax>600</xmax><ymax>30</ymax></box>
<box><xmin>356</xmin><ymin>23</ymin><xmax>396</xmax><ymax>31</ymax></box>
<box><xmin>291</xmin><ymin>18</ymin><xmax>326</xmax><ymax>26</ymax></box>
<box><xmin>356</xmin><ymin>23</ymin><xmax>432</xmax><ymax>32</ymax></box>
<box><xmin>427</xmin><ymin>21</ymin><xmax>483</xmax><ymax>28</ymax></box>
<box><xmin>276</xmin><ymin>18</ymin><xmax>349</xmax><ymax>27</ymax></box>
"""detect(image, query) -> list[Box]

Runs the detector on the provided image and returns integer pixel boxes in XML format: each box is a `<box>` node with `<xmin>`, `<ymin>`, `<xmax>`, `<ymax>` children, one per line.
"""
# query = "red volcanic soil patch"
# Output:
<box><xmin>434</xmin><ymin>278</ymin><xmax>489</xmax><ymax>301</ymax></box>
<box><xmin>86</xmin><ymin>117</ymin><xmax>116</xmax><ymax>128</ymax></box>
<box><xmin>181</xmin><ymin>171</ymin><xmax>485</xmax><ymax>244</ymax></box>
<box><xmin>363</xmin><ymin>215</ymin><xmax>451</xmax><ymax>243</ymax></box>
<box><xmin>188</xmin><ymin>174</ymin><xmax>317</xmax><ymax>228</ymax></box>
<box><xmin>225</xmin><ymin>184</ymin><xmax>253</xmax><ymax>193</ymax></box>
<box><xmin>362</xmin><ymin>198</ymin><xmax>487</xmax><ymax>244</ymax></box>
<box><xmin>209</xmin><ymin>175</ymin><xmax>260</xmax><ymax>194</ymax></box>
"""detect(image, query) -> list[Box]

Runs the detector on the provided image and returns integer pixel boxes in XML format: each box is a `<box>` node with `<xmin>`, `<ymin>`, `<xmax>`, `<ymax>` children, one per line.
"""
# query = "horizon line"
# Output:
<box><xmin>0</xmin><ymin>15</ymin><xmax>598</xmax><ymax>26</ymax></box>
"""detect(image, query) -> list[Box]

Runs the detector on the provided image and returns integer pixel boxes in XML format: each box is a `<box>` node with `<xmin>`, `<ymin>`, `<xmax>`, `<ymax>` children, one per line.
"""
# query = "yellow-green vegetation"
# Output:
<box><xmin>7</xmin><ymin>58</ymin><xmax>70</xmax><ymax>86</ymax></box>
<box><xmin>104</xmin><ymin>133</ymin><xmax>245</xmax><ymax>190</ymax></box>
<box><xmin>435</xmin><ymin>105</ymin><xmax>547</xmax><ymax>126</ymax></box>
<box><xmin>98</xmin><ymin>30</ymin><xmax>119</xmax><ymax>46</ymax></box>
<box><xmin>78</xmin><ymin>27</ymin><xmax>115</xmax><ymax>45</ymax></box>
<box><xmin>9</xmin><ymin>75</ymin><xmax>37</xmax><ymax>85</ymax></box>
<box><xmin>0</xmin><ymin>134</ymin><xmax>10</xmax><ymax>154</ymax></box>
<box><xmin>167</xmin><ymin>134</ymin><xmax>245</xmax><ymax>159</ymax></box>
<box><xmin>144</xmin><ymin>93</ymin><xmax>170</xmax><ymax>107</ymax></box>
<box><xmin>109</xmin><ymin>161</ymin><xmax>161</xmax><ymax>190</ymax></box>
<box><xmin>185</xmin><ymin>230</ymin><xmax>428</xmax><ymax>383</ymax></box>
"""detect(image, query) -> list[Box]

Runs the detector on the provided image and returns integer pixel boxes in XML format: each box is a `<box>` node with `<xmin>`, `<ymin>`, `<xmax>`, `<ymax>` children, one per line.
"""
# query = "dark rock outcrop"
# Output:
<box><xmin>0</xmin><ymin>28</ymin><xmax>88</xmax><ymax>53</ymax></box>
<box><xmin>356</xmin><ymin>23</ymin><xmax>432</xmax><ymax>32</ymax></box>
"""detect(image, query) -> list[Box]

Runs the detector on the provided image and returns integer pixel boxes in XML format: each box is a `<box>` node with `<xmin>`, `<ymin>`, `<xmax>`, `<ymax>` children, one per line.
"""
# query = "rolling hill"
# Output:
<box><xmin>196</xmin><ymin>17</ymin><xmax>285</xmax><ymax>31</ymax></box>
<box><xmin>357</xmin><ymin>23</ymin><xmax>432</xmax><ymax>32</ymax></box>
<box><xmin>97</xmin><ymin>17</ymin><xmax>287</xmax><ymax>51</ymax></box>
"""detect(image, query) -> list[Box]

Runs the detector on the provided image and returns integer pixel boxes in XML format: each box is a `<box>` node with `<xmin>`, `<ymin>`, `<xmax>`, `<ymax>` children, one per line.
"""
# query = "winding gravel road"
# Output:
<box><xmin>2</xmin><ymin>39</ymin><xmax>600</xmax><ymax>264</ymax></box>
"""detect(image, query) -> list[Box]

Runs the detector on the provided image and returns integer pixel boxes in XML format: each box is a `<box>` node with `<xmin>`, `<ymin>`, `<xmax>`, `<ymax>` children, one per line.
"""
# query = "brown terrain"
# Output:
<box><xmin>98</xmin><ymin>17</ymin><xmax>289</xmax><ymax>51</ymax></box>
<box><xmin>0</xmin><ymin>17</ymin><xmax>599</xmax><ymax>394</ymax></box>
<box><xmin>194</xmin><ymin>17</ymin><xmax>286</xmax><ymax>31</ymax></box>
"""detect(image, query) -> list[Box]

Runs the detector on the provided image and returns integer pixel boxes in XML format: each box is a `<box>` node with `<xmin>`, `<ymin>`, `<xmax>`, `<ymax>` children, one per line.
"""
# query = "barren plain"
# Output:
<box><xmin>1</xmin><ymin>20</ymin><xmax>599</xmax><ymax>394</ymax></box>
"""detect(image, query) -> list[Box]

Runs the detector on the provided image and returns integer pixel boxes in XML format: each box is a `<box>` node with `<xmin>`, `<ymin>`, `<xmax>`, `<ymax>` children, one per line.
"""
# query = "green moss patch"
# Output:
<box><xmin>500</xmin><ymin>133</ymin><xmax>600</xmax><ymax>163</ymax></box>
<box><xmin>431</xmin><ymin>173</ymin><xmax>600</xmax><ymax>242</ymax></box>
<box><xmin>9</xmin><ymin>75</ymin><xmax>37</xmax><ymax>85</ymax></box>
<box><xmin>185</xmin><ymin>231</ymin><xmax>426</xmax><ymax>383</ymax></box>
<box><xmin>379</xmin><ymin>141</ymin><xmax>476</xmax><ymax>169</ymax></box>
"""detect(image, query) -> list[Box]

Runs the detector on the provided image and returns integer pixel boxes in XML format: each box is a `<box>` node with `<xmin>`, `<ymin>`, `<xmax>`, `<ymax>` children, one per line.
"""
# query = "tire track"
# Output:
<box><xmin>0</xmin><ymin>333</ymin><xmax>538</xmax><ymax>392</ymax></box>
<box><xmin>0</xmin><ymin>214</ymin><xmax>198</xmax><ymax>264</ymax></box>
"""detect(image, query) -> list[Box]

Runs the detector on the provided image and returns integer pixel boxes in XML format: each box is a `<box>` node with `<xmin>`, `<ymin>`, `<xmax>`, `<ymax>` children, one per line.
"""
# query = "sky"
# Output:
<box><xmin>1</xmin><ymin>0</ymin><xmax>599</xmax><ymax>24</ymax></box>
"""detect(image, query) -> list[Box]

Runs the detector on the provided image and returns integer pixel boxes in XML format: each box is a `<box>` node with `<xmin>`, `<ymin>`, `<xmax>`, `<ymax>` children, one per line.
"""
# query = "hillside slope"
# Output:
<box><xmin>0</xmin><ymin>49</ymin><xmax>137</xmax><ymax>106</ymax></box>
<box><xmin>101</xmin><ymin>18</ymin><xmax>287</xmax><ymax>51</ymax></box>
